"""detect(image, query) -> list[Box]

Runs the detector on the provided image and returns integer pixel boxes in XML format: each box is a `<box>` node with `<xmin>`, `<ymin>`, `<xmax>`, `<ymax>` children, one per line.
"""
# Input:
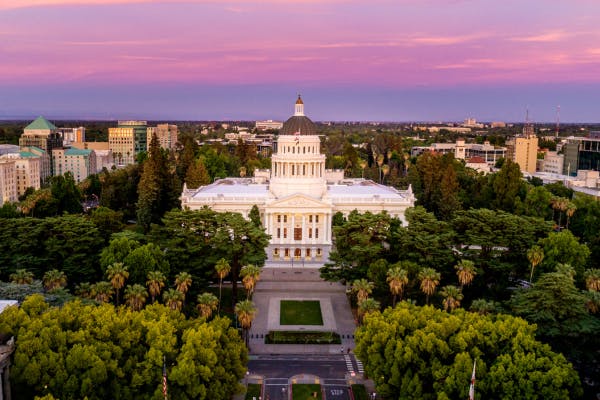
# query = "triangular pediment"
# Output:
<box><xmin>267</xmin><ymin>193</ymin><xmax>330</xmax><ymax>209</ymax></box>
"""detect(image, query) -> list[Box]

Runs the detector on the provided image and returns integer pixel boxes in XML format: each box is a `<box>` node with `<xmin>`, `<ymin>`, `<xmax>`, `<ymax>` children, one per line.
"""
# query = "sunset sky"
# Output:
<box><xmin>1</xmin><ymin>0</ymin><xmax>599</xmax><ymax>121</ymax></box>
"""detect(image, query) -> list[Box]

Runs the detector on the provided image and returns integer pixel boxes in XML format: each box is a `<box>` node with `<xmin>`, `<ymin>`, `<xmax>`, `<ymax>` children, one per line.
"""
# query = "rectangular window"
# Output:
<box><xmin>315</xmin><ymin>228</ymin><xmax>319</xmax><ymax>238</ymax></box>
<box><xmin>283</xmin><ymin>228</ymin><xmax>287</xmax><ymax>238</ymax></box>
<box><xmin>277</xmin><ymin>215</ymin><xmax>281</xmax><ymax>223</ymax></box>
<box><xmin>306</xmin><ymin>248</ymin><xmax>311</xmax><ymax>257</ymax></box>
<box><xmin>284</xmin><ymin>248</ymin><xmax>290</xmax><ymax>257</ymax></box>
<box><xmin>277</xmin><ymin>228</ymin><xmax>281</xmax><ymax>238</ymax></box>
<box><xmin>316</xmin><ymin>215</ymin><xmax>319</xmax><ymax>223</ymax></box>
<box><xmin>309</xmin><ymin>215</ymin><xmax>313</xmax><ymax>223</ymax></box>
<box><xmin>294</xmin><ymin>227</ymin><xmax>302</xmax><ymax>240</ymax></box>
<box><xmin>284</xmin><ymin>215</ymin><xmax>287</xmax><ymax>223</ymax></box>
<box><xmin>308</xmin><ymin>228</ymin><xmax>312</xmax><ymax>238</ymax></box>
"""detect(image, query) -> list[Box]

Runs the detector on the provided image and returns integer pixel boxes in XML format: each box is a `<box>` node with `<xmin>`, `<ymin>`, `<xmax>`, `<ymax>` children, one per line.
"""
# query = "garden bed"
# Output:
<box><xmin>266</xmin><ymin>330</ymin><xmax>341</xmax><ymax>344</ymax></box>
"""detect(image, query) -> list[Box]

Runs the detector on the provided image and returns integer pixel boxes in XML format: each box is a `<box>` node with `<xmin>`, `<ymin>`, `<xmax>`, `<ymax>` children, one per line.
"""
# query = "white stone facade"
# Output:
<box><xmin>181</xmin><ymin>98</ymin><xmax>415</xmax><ymax>267</ymax></box>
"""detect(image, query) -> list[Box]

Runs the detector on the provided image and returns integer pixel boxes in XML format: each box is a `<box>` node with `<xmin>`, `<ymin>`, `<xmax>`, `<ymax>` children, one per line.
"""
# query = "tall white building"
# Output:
<box><xmin>0</xmin><ymin>159</ymin><xmax>17</xmax><ymax>205</ymax></box>
<box><xmin>181</xmin><ymin>96</ymin><xmax>415</xmax><ymax>266</ymax></box>
<box><xmin>0</xmin><ymin>151</ymin><xmax>41</xmax><ymax>196</ymax></box>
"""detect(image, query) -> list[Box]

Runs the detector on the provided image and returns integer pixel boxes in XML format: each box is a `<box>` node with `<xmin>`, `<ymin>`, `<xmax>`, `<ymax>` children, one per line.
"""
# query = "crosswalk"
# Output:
<box><xmin>355</xmin><ymin>357</ymin><xmax>364</xmax><ymax>374</ymax></box>
<box><xmin>344</xmin><ymin>354</ymin><xmax>354</xmax><ymax>375</ymax></box>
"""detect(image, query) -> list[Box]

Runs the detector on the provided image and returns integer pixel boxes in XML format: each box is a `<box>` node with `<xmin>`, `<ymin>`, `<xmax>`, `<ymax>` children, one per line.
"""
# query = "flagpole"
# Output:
<box><xmin>468</xmin><ymin>359</ymin><xmax>476</xmax><ymax>400</ymax></box>
<box><xmin>163</xmin><ymin>355</ymin><xmax>168</xmax><ymax>400</ymax></box>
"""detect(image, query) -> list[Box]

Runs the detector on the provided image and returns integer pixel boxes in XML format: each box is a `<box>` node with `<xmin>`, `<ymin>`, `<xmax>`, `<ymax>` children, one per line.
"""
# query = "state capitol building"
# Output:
<box><xmin>181</xmin><ymin>97</ymin><xmax>415</xmax><ymax>266</ymax></box>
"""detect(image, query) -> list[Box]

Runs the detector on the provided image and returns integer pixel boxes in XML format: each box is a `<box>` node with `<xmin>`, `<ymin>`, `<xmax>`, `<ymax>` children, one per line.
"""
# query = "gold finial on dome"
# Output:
<box><xmin>296</xmin><ymin>94</ymin><xmax>304</xmax><ymax>105</ymax></box>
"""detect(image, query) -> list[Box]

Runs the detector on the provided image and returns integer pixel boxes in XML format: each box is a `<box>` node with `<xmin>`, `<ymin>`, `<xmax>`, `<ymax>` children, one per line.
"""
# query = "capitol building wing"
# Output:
<box><xmin>180</xmin><ymin>97</ymin><xmax>415</xmax><ymax>267</ymax></box>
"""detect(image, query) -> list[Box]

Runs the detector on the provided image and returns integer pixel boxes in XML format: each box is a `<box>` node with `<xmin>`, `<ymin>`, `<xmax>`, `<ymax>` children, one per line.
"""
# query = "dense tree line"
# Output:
<box><xmin>355</xmin><ymin>302</ymin><xmax>582</xmax><ymax>399</ymax></box>
<box><xmin>0</xmin><ymin>295</ymin><xmax>246</xmax><ymax>400</ymax></box>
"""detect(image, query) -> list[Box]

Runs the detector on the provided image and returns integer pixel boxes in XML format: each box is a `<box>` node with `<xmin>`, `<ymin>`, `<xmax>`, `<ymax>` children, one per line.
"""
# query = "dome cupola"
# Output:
<box><xmin>281</xmin><ymin>95</ymin><xmax>317</xmax><ymax>136</ymax></box>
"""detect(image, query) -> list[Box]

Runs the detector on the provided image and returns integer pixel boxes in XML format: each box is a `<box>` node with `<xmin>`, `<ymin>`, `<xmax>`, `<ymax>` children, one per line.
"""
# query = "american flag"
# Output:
<box><xmin>468</xmin><ymin>359</ymin><xmax>476</xmax><ymax>400</ymax></box>
<box><xmin>162</xmin><ymin>356</ymin><xmax>168</xmax><ymax>399</ymax></box>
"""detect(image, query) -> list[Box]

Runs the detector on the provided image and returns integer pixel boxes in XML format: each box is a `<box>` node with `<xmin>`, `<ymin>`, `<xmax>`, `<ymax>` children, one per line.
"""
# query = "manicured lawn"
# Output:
<box><xmin>292</xmin><ymin>384</ymin><xmax>322</xmax><ymax>400</ymax></box>
<box><xmin>244</xmin><ymin>383</ymin><xmax>261</xmax><ymax>400</ymax></box>
<box><xmin>351</xmin><ymin>384</ymin><xmax>369</xmax><ymax>400</ymax></box>
<box><xmin>266</xmin><ymin>330</ymin><xmax>341</xmax><ymax>344</ymax></box>
<box><xmin>280</xmin><ymin>300</ymin><xmax>323</xmax><ymax>325</ymax></box>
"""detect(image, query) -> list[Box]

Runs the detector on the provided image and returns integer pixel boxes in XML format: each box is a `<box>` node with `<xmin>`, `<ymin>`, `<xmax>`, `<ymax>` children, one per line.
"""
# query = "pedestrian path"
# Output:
<box><xmin>355</xmin><ymin>356</ymin><xmax>364</xmax><ymax>375</ymax></box>
<box><xmin>344</xmin><ymin>354</ymin><xmax>354</xmax><ymax>375</ymax></box>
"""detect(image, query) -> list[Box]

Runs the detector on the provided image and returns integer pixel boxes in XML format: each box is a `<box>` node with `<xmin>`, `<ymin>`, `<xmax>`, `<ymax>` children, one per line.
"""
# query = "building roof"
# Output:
<box><xmin>296</xmin><ymin>95</ymin><xmax>304</xmax><ymax>105</ymax></box>
<box><xmin>65</xmin><ymin>148</ymin><xmax>93</xmax><ymax>156</ymax></box>
<box><xmin>25</xmin><ymin>116</ymin><xmax>57</xmax><ymax>131</ymax></box>
<box><xmin>19</xmin><ymin>151</ymin><xmax>40</xmax><ymax>158</ymax></box>
<box><xmin>280</xmin><ymin>116</ymin><xmax>317</xmax><ymax>136</ymax></box>
<box><xmin>467</xmin><ymin>156</ymin><xmax>487</xmax><ymax>164</ymax></box>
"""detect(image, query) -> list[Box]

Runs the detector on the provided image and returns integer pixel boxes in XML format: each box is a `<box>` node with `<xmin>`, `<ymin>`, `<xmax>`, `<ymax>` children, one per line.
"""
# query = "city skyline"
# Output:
<box><xmin>1</xmin><ymin>0</ymin><xmax>600</xmax><ymax>121</ymax></box>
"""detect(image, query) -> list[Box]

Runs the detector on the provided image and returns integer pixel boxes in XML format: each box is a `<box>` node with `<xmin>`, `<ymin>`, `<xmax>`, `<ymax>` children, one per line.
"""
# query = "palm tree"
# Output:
<box><xmin>92</xmin><ymin>281</ymin><xmax>114</xmax><ymax>303</ymax></box>
<box><xmin>551</xmin><ymin>196</ymin><xmax>569</xmax><ymax>228</ymax></box>
<box><xmin>585</xmin><ymin>291</ymin><xmax>600</xmax><ymax>314</ymax></box>
<box><xmin>470</xmin><ymin>299</ymin><xmax>497</xmax><ymax>315</ymax></box>
<box><xmin>106</xmin><ymin>262</ymin><xmax>129</xmax><ymax>306</ymax></box>
<box><xmin>584</xmin><ymin>269</ymin><xmax>600</xmax><ymax>292</ymax></box>
<box><xmin>357</xmin><ymin>298</ymin><xmax>380</xmax><ymax>324</ymax></box>
<box><xmin>376</xmin><ymin>154</ymin><xmax>384</xmax><ymax>183</ymax></box>
<box><xmin>235</xmin><ymin>299</ymin><xmax>257</xmax><ymax>348</ymax></box>
<box><xmin>197</xmin><ymin>292</ymin><xmax>219</xmax><ymax>319</ymax></box>
<box><xmin>359</xmin><ymin>159</ymin><xmax>367</xmax><ymax>179</ymax></box>
<box><xmin>440</xmin><ymin>285</ymin><xmax>463</xmax><ymax>312</ymax></box>
<box><xmin>418</xmin><ymin>268</ymin><xmax>441</xmax><ymax>305</ymax></box>
<box><xmin>387</xmin><ymin>266</ymin><xmax>409</xmax><ymax>306</ymax></box>
<box><xmin>381</xmin><ymin>164</ymin><xmax>390</xmax><ymax>184</ymax></box>
<box><xmin>9</xmin><ymin>269</ymin><xmax>34</xmax><ymax>284</ymax></box>
<box><xmin>175</xmin><ymin>271</ymin><xmax>193</xmax><ymax>305</ymax></box>
<box><xmin>124</xmin><ymin>284</ymin><xmax>148</xmax><ymax>311</ymax></box>
<box><xmin>146</xmin><ymin>270</ymin><xmax>166</xmax><ymax>303</ymax></box>
<box><xmin>352</xmin><ymin>279</ymin><xmax>374</xmax><ymax>303</ymax></box>
<box><xmin>42</xmin><ymin>269</ymin><xmax>67</xmax><ymax>291</ymax></box>
<box><xmin>527</xmin><ymin>245</ymin><xmax>544</xmax><ymax>283</ymax></box>
<box><xmin>75</xmin><ymin>282</ymin><xmax>93</xmax><ymax>299</ymax></box>
<box><xmin>565</xmin><ymin>202</ymin><xmax>577</xmax><ymax>230</ymax></box>
<box><xmin>163</xmin><ymin>289</ymin><xmax>185</xmax><ymax>311</ymax></box>
<box><xmin>215</xmin><ymin>258</ymin><xmax>231</xmax><ymax>314</ymax></box>
<box><xmin>454</xmin><ymin>260</ymin><xmax>477</xmax><ymax>289</ymax></box>
<box><xmin>240</xmin><ymin>264</ymin><xmax>261</xmax><ymax>299</ymax></box>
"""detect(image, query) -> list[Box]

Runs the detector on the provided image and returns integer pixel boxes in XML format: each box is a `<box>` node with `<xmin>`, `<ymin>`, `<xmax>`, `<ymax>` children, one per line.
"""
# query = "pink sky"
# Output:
<box><xmin>1</xmin><ymin>1</ymin><xmax>599</xmax><ymax>120</ymax></box>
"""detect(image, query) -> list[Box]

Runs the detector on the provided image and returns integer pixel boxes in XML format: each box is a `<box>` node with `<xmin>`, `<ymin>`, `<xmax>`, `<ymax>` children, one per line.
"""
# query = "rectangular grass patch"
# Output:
<box><xmin>351</xmin><ymin>384</ymin><xmax>369</xmax><ymax>400</ymax></box>
<box><xmin>292</xmin><ymin>384</ymin><xmax>322</xmax><ymax>400</ymax></box>
<box><xmin>280</xmin><ymin>300</ymin><xmax>323</xmax><ymax>325</ymax></box>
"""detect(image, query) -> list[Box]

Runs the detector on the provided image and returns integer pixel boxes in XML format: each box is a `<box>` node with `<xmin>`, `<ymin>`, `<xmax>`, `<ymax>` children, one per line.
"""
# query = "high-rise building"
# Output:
<box><xmin>108</xmin><ymin>120</ymin><xmax>148</xmax><ymax>166</ymax></box>
<box><xmin>19</xmin><ymin>146</ymin><xmax>50</xmax><ymax>182</ymax></box>
<box><xmin>147</xmin><ymin>124</ymin><xmax>178</xmax><ymax>150</ymax></box>
<box><xmin>0</xmin><ymin>151</ymin><xmax>41</xmax><ymax>196</ymax></box>
<box><xmin>0</xmin><ymin>159</ymin><xmax>17</xmax><ymax>205</ymax></box>
<box><xmin>505</xmin><ymin>122</ymin><xmax>538</xmax><ymax>173</ymax></box>
<box><xmin>52</xmin><ymin>148</ymin><xmax>97</xmax><ymax>183</ymax></box>
<box><xmin>57</xmin><ymin>127</ymin><xmax>86</xmax><ymax>145</ymax></box>
<box><xmin>19</xmin><ymin>116</ymin><xmax>62</xmax><ymax>176</ymax></box>
<box><xmin>71</xmin><ymin>142</ymin><xmax>113</xmax><ymax>172</ymax></box>
<box><xmin>562</xmin><ymin>136</ymin><xmax>600</xmax><ymax>176</ymax></box>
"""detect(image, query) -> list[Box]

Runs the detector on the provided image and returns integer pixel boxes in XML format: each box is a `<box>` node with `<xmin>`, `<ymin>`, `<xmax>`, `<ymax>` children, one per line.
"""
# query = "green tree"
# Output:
<box><xmin>136</xmin><ymin>133</ymin><xmax>180</xmax><ymax>232</ymax></box>
<box><xmin>50</xmin><ymin>172</ymin><xmax>83</xmax><ymax>214</ymax></box>
<box><xmin>492</xmin><ymin>159</ymin><xmax>524</xmax><ymax>212</ymax></box>
<box><xmin>175</xmin><ymin>271</ymin><xmax>193</xmax><ymax>305</ymax></box>
<box><xmin>240</xmin><ymin>264</ymin><xmax>261</xmax><ymax>299</ymax></box>
<box><xmin>355</xmin><ymin>302</ymin><xmax>582</xmax><ymax>399</ymax></box>
<box><xmin>146</xmin><ymin>270</ymin><xmax>166</xmax><ymax>303</ymax></box>
<box><xmin>418</xmin><ymin>267</ymin><xmax>441</xmax><ymax>305</ymax></box>
<box><xmin>248</xmin><ymin>204</ymin><xmax>262</xmax><ymax>228</ymax></box>
<box><xmin>527</xmin><ymin>245</ymin><xmax>544</xmax><ymax>283</ymax></box>
<box><xmin>440</xmin><ymin>285</ymin><xmax>463</xmax><ymax>311</ymax></box>
<box><xmin>352</xmin><ymin>279</ymin><xmax>374</xmax><ymax>303</ymax></box>
<box><xmin>124</xmin><ymin>243</ymin><xmax>170</xmax><ymax>284</ymax></box>
<box><xmin>585</xmin><ymin>269</ymin><xmax>600</xmax><ymax>292</ymax></box>
<box><xmin>386</xmin><ymin>265</ymin><xmax>409</xmax><ymax>306</ymax></box>
<box><xmin>42</xmin><ymin>269</ymin><xmax>67</xmax><ymax>292</ymax></box>
<box><xmin>196</xmin><ymin>292</ymin><xmax>218</xmax><ymax>319</ymax></box>
<box><xmin>235</xmin><ymin>299</ymin><xmax>257</xmax><ymax>348</ymax></box>
<box><xmin>0</xmin><ymin>295</ymin><xmax>246</xmax><ymax>399</ymax></box>
<box><xmin>99</xmin><ymin>236</ymin><xmax>141</xmax><ymax>270</ymax></box>
<box><xmin>357</xmin><ymin>298</ymin><xmax>380</xmax><ymax>324</ymax></box>
<box><xmin>214</xmin><ymin>258</ymin><xmax>231</xmax><ymax>315</ymax></box>
<box><xmin>124</xmin><ymin>284</ymin><xmax>148</xmax><ymax>311</ymax></box>
<box><xmin>163</xmin><ymin>288</ymin><xmax>185</xmax><ymax>311</ymax></box>
<box><xmin>538</xmin><ymin>230</ymin><xmax>590</xmax><ymax>277</ymax></box>
<box><xmin>184</xmin><ymin>157</ymin><xmax>210</xmax><ymax>189</ymax></box>
<box><xmin>454</xmin><ymin>259</ymin><xmax>477</xmax><ymax>289</ymax></box>
<box><xmin>106</xmin><ymin>262</ymin><xmax>129</xmax><ymax>306</ymax></box>
<box><xmin>89</xmin><ymin>206</ymin><xmax>124</xmax><ymax>242</ymax></box>
<box><xmin>10</xmin><ymin>269</ymin><xmax>34</xmax><ymax>284</ymax></box>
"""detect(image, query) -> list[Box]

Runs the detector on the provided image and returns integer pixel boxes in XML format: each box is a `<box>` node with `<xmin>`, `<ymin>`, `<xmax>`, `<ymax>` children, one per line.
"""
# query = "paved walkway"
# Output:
<box><xmin>248</xmin><ymin>268</ymin><xmax>357</xmax><ymax>355</ymax></box>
